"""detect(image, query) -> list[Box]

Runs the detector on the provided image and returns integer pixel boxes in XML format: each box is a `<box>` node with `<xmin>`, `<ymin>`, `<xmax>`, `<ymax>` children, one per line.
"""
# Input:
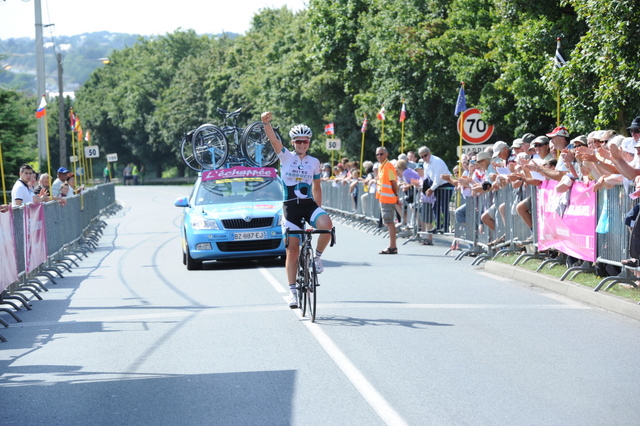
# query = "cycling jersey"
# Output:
<box><xmin>277</xmin><ymin>148</ymin><xmax>321</xmax><ymax>202</ymax></box>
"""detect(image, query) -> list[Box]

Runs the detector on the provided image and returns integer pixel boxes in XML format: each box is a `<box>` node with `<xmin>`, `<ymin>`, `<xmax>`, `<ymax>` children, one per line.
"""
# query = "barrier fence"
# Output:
<box><xmin>0</xmin><ymin>184</ymin><xmax>117</xmax><ymax>340</ymax></box>
<box><xmin>322</xmin><ymin>179</ymin><xmax>639</xmax><ymax>291</ymax></box>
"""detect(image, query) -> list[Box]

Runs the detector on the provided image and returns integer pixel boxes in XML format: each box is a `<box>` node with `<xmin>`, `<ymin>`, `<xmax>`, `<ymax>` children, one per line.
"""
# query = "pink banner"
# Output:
<box><xmin>536</xmin><ymin>180</ymin><xmax>597</xmax><ymax>262</ymax></box>
<box><xmin>0</xmin><ymin>209</ymin><xmax>18</xmax><ymax>292</ymax></box>
<box><xmin>202</xmin><ymin>166</ymin><xmax>277</xmax><ymax>182</ymax></box>
<box><xmin>24</xmin><ymin>203</ymin><xmax>48</xmax><ymax>274</ymax></box>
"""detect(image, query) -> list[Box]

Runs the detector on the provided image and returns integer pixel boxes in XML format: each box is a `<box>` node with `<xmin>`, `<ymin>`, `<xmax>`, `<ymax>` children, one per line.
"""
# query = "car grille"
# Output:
<box><xmin>217</xmin><ymin>239</ymin><xmax>281</xmax><ymax>252</ymax></box>
<box><xmin>222</xmin><ymin>217</ymin><xmax>273</xmax><ymax>229</ymax></box>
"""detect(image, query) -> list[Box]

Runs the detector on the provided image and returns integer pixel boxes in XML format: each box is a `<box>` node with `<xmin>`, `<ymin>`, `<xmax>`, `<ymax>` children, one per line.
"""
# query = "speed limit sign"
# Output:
<box><xmin>326</xmin><ymin>138</ymin><xmax>341</xmax><ymax>150</ymax></box>
<box><xmin>84</xmin><ymin>145</ymin><xmax>100</xmax><ymax>158</ymax></box>
<box><xmin>456</xmin><ymin>108</ymin><xmax>494</xmax><ymax>144</ymax></box>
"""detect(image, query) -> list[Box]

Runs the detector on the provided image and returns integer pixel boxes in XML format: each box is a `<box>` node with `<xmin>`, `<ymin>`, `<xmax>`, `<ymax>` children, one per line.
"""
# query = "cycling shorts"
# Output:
<box><xmin>283</xmin><ymin>198</ymin><xmax>327</xmax><ymax>232</ymax></box>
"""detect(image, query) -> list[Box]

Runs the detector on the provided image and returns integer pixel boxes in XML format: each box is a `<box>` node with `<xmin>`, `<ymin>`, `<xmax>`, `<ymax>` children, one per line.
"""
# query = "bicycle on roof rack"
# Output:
<box><xmin>180</xmin><ymin>107</ymin><xmax>282</xmax><ymax>171</ymax></box>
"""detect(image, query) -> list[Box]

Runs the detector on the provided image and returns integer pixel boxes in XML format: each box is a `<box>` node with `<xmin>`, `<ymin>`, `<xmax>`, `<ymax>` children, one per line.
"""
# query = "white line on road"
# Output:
<box><xmin>259</xmin><ymin>267</ymin><xmax>287</xmax><ymax>293</ymax></box>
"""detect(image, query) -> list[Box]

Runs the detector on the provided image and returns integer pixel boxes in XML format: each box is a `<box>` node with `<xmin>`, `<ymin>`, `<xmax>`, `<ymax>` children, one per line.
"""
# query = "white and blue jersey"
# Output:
<box><xmin>277</xmin><ymin>148</ymin><xmax>321</xmax><ymax>202</ymax></box>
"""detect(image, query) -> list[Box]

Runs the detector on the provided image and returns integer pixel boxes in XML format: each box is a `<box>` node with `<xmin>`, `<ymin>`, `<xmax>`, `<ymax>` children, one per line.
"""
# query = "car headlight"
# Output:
<box><xmin>190</xmin><ymin>215</ymin><xmax>219</xmax><ymax>230</ymax></box>
<box><xmin>277</xmin><ymin>214</ymin><xmax>283</xmax><ymax>226</ymax></box>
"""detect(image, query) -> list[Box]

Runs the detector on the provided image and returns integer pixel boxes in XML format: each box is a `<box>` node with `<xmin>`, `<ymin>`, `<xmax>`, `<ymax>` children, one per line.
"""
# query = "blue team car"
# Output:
<box><xmin>175</xmin><ymin>166</ymin><xmax>286</xmax><ymax>270</ymax></box>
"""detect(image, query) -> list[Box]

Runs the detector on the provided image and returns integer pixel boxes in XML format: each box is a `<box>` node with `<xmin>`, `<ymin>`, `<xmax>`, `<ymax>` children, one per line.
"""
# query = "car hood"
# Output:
<box><xmin>193</xmin><ymin>201</ymin><xmax>282</xmax><ymax>218</ymax></box>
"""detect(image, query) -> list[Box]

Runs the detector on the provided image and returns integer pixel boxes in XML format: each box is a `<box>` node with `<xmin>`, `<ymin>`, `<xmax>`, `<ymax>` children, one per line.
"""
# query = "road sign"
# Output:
<box><xmin>69</xmin><ymin>155</ymin><xmax>78</xmax><ymax>163</ymax></box>
<box><xmin>326</xmin><ymin>138</ymin><xmax>341</xmax><ymax>150</ymax></box>
<box><xmin>456</xmin><ymin>108</ymin><xmax>494</xmax><ymax>144</ymax></box>
<box><xmin>106</xmin><ymin>153</ymin><xmax>118</xmax><ymax>163</ymax></box>
<box><xmin>456</xmin><ymin>144</ymin><xmax>491</xmax><ymax>158</ymax></box>
<box><xmin>84</xmin><ymin>145</ymin><xmax>100</xmax><ymax>158</ymax></box>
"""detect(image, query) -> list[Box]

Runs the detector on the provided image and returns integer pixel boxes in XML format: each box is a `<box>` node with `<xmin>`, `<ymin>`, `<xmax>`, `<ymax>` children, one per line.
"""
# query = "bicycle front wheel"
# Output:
<box><xmin>239</xmin><ymin>121</ymin><xmax>279</xmax><ymax>167</ymax></box>
<box><xmin>305</xmin><ymin>248</ymin><xmax>318</xmax><ymax>322</ymax></box>
<box><xmin>180</xmin><ymin>133</ymin><xmax>202</xmax><ymax>172</ymax></box>
<box><xmin>192</xmin><ymin>124</ymin><xmax>229</xmax><ymax>170</ymax></box>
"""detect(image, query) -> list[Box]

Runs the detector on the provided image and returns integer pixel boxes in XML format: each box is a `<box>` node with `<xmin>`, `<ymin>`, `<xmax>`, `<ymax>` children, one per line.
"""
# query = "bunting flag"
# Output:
<box><xmin>454</xmin><ymin>83</ymin><xmax>466</xmax><ymax>117</ymax></box>
<box><xmin>85</xmin><ymin>130</ymin><xmax>91</xmax><ymax>142</ymax></box>
<box><xmin>554</xmin><ymin>38</ymin><xmax>567</xmax><ymax>68</ymax></box>
<box><xmin>69</xmin><ymin>108</ymin><xmax>76</xmax><ymax>131</ymax></box>
<box><xmin>324</xmin><ymin>123</ymin><xmax>335</xmax><ymax>136</ymax></box>
<box><xmin>399</xmin><ymin>102</ymin><xmax>407</xmax><ymax>123</ymax></box>
<box><xmin>35</xmin><ymin>95</ymin><xmax>47</xmax><ymax>118</ymax></box>
<box><xmin>376</xmin><ymin>106</ymin><xmax>386</xmax><ymax>121</ymax></box>
<box><xmin>361</xmin><ymin>117</ymin><xmax>368</xmax><ymax>133</ymax></box>
<box><xmin>75</xmin><ymin>114</ymin><xmax>83</xmax><ymax>141</ymax></box>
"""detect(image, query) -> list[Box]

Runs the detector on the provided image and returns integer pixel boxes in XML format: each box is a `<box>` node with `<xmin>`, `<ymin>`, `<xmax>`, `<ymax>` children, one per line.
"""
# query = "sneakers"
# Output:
<box><xmin>314</xmin><ymin>257</ymin><xmax>324</xmax><ymax>274</ymax></box>
<box><xmin>288</xmin><ymin>292</ymin><xmax>299</xmax><ymax>309</ymax></box>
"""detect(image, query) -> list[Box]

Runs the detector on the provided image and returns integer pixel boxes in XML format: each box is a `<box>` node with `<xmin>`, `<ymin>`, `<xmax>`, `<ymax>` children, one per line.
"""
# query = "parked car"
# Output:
<box><xmin>175</xmin><ymin>166</ymin><xmax>286</xmax><ymax>270</ymax></box>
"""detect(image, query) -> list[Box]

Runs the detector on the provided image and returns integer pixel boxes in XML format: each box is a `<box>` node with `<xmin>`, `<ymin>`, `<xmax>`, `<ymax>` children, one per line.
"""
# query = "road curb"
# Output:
<box><xmin>484</xmin><ymin>261</ymin><xmax>640</xmax><ymax>322</ymax></box>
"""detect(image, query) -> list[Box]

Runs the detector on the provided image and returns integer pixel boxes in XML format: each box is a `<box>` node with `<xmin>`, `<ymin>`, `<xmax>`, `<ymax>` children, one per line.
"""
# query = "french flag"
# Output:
<box><xmin>35</xmin><ymin>95</ymin><xmax>47</xmax><ymax>118</ymax></box>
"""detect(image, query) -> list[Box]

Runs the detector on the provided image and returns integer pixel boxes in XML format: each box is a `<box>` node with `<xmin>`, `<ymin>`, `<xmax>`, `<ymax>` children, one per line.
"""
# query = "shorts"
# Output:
<box><xmin>283</xmin><ymin>199</ymin><xmax>327</xmax><ymax>232</ymax></box>
<box><xmin>485</xmin><ymin>203</ymin><xmax>497</xmax><ymax>220</ymax></box>
<box><xmin>380</xmin><ymin>202</ymin><xmax>395</xmax><ymax>224</ymax></box>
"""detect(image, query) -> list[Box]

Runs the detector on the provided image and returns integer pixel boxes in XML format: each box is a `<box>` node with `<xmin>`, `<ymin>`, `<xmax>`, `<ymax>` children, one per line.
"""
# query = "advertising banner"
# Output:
<box><xmin>537</xmin><ymin>180</ymin><xmax>597</xmax><ymax>262</ymax></box>
<box><xmin>0</xmin><ymin>209</ymin><xmax>18</xmax><ymax>292</ymax></box>
<box><xmin>24</xmin><ymin>203</ymin><xmax>48</xmax><ymax>274</ymax></box>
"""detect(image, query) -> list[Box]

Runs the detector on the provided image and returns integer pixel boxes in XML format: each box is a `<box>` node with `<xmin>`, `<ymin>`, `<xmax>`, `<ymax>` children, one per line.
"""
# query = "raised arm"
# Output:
<box><xmin>261</xmin><ymin>111</ymin><xmax>284</xmax><ymax>154</ymax></box>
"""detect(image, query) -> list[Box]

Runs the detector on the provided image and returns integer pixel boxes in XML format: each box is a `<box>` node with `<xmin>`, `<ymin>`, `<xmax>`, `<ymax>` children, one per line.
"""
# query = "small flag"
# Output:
<box><xmin>35</xmin><ymin>95</ymin><xmax>47</xmax><ymax>118</ymax></box>
<box><xmin>75</xmin><ymin>114</ymin><xmax>83</xmax><ymax>141</ymax></box>
<box><xmin>324</xmin><ymin>123</ymin><xmax>334</xmax><ymax>136</ymax></box>
<box><xmin>361</xmin><ymin>117</ymin><xmax>368</xmax><ymax>133</ymax></box>
<box><xmin>554</xmin><ymin>38</ymin><xmax>567</xmax><ymax>68</ymax></box>
<box><xmin>399</xmin><ymin>102</ymin><xmax>407</xmax><ymax>123</ymax></box>
<box><xmin>69</xmin><ymin>108</ymin><xmax>76</xmax><ymax>131</ymax></box>
<box><xmin>85</xmin><ymin>130</ymin><xmax>91</xmax><ymax>142</ymax></box>
<box><xmin>377</xmin><ymin>106</ymin><xmax>385</xmax><ymax>121</ymax></box>
<box><xmin>454</xmin><ymin>84</ymin><xmax>466</xmax><ymax>117</ymax></box>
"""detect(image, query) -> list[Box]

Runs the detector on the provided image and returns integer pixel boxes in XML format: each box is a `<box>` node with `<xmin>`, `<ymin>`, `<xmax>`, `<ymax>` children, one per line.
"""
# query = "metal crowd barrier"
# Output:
<box><xmin>1</xmin><ymin>184</ymin><xmax>118</xmax><ymax>341</ymax></box>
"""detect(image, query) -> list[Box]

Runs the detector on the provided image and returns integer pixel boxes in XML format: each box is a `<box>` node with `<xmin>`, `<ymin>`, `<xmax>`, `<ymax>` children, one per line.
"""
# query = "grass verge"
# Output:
<box><xmin>491</xmin><ymin>253</ymin><xmax>640</xmax><ymax>303</ymax></box>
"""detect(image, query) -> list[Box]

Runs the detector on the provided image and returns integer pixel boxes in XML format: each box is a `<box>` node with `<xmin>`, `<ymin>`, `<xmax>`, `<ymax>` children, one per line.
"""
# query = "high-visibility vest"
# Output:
<box><xmin>376</xmin><ymin>160</ymin><xmax>397</xmax><ymax>204</ymax></box>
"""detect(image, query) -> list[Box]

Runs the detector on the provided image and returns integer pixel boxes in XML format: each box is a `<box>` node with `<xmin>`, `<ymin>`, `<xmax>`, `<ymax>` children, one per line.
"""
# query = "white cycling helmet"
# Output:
<box><xmin>289</xmin><ymin>124</ymin><xmax>313</xmax><ymax>139</ymax></box>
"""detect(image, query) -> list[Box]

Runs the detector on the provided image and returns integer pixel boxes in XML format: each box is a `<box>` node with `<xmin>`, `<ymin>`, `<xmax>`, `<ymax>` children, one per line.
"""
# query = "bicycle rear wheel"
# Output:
<box><xmin>180</xmin><ymin>132</ymin><xmax>202</xmax><ymax>172</ymax></box>
<box><xmin>305</xmin><ymin>247</ymin><xmax>318</xmax><ymax>322</ymax></box>
<box><xmin>239</xmin><ymin>121</ymin><xmax>279</xmax><ymax>167</ymax></box>
<box><xmin>192</xmin><ymin>124</ymin><xmax>229</xmax><ymax>170</ymax></box>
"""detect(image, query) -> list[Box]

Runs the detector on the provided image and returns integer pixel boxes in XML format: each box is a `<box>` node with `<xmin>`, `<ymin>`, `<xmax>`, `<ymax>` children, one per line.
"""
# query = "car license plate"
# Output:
<box><xmin>233</xmin><ymin>231</ymin><xmax>266</xmax><ymax>240</ymax></box>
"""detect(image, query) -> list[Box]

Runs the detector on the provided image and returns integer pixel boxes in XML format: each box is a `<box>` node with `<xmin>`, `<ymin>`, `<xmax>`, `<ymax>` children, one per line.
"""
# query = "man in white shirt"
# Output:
<box><xmin>51</xmin><ymin>167</ymin><xmax>70</xmax><ymax>198</ymax></box>
<box><xmin>11</xmin><ymin>164</ymin><xmax>44</xmax><ymax>206</ymax></box>
<box><xmin>418</xmin><ymin>146</ymin><xmax>453</xmax><ymax>234</ymax></box>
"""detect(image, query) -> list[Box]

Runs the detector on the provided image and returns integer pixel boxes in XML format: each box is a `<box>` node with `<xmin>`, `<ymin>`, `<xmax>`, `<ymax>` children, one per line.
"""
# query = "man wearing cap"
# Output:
<box><xmin>524</xmin><ymin>136</ymin><xmax>568</xmax><ymax>181</ymax></box>
<box><xmin>51</xmin><ymin>167</ymin><xmax>70</xmax><ymax>198</ymax></box>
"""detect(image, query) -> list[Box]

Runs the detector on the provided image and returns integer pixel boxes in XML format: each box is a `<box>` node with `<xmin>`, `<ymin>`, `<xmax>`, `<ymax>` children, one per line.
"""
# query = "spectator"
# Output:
<box><xmin>321</xmin><ymin>163</ymin><xmax>332</xmax><ymax>181</ymax></box>
<box><xmin>123</xmin><ymin>163</ymin><xmax>133</xmax><ymax>185</ymax></box>
<box><xmin>361</xmin><ymin>162</ymin><xmax>378</xmax><ymax>217</ymax></box>
<box><xmin>375</xmin><ymin>146</ymin><xmax>400</xmax><ymax>254</ymax></box>
<box><xmin>60</xmin><ymin>183</ymin><xmax>71</xmax><ymax>198</ymax></box>
<box><xmin>132</xmin><ymin>163</ymin><xmax>140</xmax><ymax>185</ymax></box>
<box><xmin>396</xmin><ymin>159</ymin><xmax>421</xmax><ymax>231</ymax></box>
<box><xmin>418</xmin><ymin>146</ymin><xmax>453</xmax><ymax>233</ymax></box>
<box><xmin>66</xmin><ymin>174</ymin><xmax>84</xmax><ymax>195</ymax></box>
<box><xmin>104</xmin><ymin>165</ymin><xmax>111</xmax><ymax>183</ymax></box>
<box><xmin>407</xmin><ymin>151</ymin><xmax>418</xmax><ymax>169</ymax></box>
<box><xmin>11</xmin><ymin>164</ymin><xmax>45</xmax><ymax>206</ymax></box>
<box><xmin>34</xmin><ymin>173</ymin><xmax>51</xmax><ymax>196</ymax></box>
<box><xmin>349</xmin><ymin>169</ymin><xmax>361</xmax><ymax>212</ymax></box>
<box><xmin>51</xmin><ymin>167</ymin><xmax>69</xmax><ymax>197</ymax></box>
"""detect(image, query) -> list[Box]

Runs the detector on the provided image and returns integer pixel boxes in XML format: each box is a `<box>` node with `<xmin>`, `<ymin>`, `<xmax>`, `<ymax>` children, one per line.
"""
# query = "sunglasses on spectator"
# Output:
<box><xmin>375</xmin><ymin>153</ymin><xmax>385</xmax><ymax>156</ymax></box>
<box><xmin>631</xmin><ymin>129</ymin><xmax>640</xmax><ymax>134</ymax></box>
<box><xmin>420</xmin><ymin>153</ymin><xmax>430</xmax><ymax>158</ymax></box>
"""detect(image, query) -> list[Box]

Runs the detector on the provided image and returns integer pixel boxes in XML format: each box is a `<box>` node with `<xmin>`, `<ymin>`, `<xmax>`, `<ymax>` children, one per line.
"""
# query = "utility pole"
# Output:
<box><xmin>57</xmin><ymin>53</ymin><xmax>67</xmax><ymax>168</ymax></box>
<box><xmin>35</xmin><ymin>0</ymin><xmax>47</xmax><ymax>169</ymax></box>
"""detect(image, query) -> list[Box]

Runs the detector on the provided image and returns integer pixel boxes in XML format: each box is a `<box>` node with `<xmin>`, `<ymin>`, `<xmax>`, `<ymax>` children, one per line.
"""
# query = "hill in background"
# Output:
<box><xmin>0</xmin><ymin>31</ymin><xmax>238</xmax><ymax>96</ymax></box>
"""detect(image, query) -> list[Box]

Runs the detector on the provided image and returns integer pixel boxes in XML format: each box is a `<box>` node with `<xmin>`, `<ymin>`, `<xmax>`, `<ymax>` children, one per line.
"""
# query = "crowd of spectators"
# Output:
<box><xmin>8</xmin><ymin>165</ymin><xmax>82</xmax><ymax>208</ymax></box>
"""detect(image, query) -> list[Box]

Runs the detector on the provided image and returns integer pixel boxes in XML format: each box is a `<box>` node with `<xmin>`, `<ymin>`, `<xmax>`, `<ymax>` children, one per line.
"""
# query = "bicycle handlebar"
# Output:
<box><xmin>217</xmin><ymin>107</ymin><xmax>242</xmax><ymax>118</ymax></box>
<box><xmin>284</xmin><ymin>227</ymin><xmax>336</xmax><ymax>248</ymax></box>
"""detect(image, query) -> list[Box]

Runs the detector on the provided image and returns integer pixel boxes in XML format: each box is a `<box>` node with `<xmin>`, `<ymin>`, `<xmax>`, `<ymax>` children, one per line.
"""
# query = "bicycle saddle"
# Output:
<box><xmin>217</xmin><ymin>107</ymin><xmax>243</xmax><ymax>118</ymax></box>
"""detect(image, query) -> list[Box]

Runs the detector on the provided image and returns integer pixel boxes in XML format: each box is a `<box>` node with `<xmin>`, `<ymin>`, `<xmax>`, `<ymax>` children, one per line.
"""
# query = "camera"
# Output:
<box><xmin>482</xmin><ymin>181</ymin><xmax>492</xmax><ymax>191</ymax></box>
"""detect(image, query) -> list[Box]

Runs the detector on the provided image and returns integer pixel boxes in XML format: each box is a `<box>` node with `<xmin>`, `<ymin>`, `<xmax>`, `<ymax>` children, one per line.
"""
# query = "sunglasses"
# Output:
<box><xmin>375</xmin><ymin>153</ymin><xmax>385</xmax><ymax>156</ymax></box>
<box><xmin>631</xmin><ymin>129</ymin><xmax>640</xmax><ymax>134</ymax></box>
<box><xmin>293</xmin><ymin>139</ymin><xmax>310</xmax><ymax>144</ymax></box>
<box><xmin>420</xmin><ymin>153</ymin><xmax>430</xmax><ymax>159</ymax></box>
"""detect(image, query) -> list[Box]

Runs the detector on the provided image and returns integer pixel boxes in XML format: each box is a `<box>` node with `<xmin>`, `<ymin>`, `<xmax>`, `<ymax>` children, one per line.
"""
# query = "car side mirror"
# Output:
<box><xmin>174</xmin><ymin>196</ymin><xmax>190</xmax><ymax>207</ymax></box>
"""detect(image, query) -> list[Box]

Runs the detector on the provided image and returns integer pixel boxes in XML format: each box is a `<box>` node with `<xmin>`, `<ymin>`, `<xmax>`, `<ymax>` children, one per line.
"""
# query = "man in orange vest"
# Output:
<box><xmin>375</xmin><ymin>146</ymin><xmax>400</xmax><ymax>254</ymax></box>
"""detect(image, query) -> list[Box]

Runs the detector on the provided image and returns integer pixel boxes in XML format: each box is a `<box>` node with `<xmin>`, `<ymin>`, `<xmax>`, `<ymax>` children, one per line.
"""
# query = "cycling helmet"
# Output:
<box><xmin>289</xmin><ymin>124</ymin><xmax>313</xmax><ymax>139</ymax></box>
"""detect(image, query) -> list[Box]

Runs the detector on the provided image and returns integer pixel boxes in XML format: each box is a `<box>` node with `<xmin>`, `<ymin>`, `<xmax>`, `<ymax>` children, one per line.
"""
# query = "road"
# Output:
<box><xmin>1</xmin><ymin>185</ymin><xmax>640</xmax><ymax>425</ymax></box>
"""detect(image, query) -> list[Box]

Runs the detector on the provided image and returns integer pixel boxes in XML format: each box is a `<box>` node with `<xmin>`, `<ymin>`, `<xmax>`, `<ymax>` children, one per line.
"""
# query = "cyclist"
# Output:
<box><xmin>261</xmin><ymin>111</ymin><xmax>333</xmax><ymax>309</ymax></box>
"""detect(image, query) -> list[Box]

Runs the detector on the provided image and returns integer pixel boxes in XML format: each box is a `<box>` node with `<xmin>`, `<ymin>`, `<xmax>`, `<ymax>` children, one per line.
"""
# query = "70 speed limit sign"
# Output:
<box><xmin>456</xmin><ymin>108</ymin><xmax>494</xmax><ymax>144</ymax></box>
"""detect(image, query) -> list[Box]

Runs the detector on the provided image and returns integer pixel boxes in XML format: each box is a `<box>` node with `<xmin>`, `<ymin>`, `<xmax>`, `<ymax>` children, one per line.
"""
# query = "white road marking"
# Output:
<box><xmin>259</xmin><ymin>267</ymin><xmax>287</xmax><ymax>293</ymax></box>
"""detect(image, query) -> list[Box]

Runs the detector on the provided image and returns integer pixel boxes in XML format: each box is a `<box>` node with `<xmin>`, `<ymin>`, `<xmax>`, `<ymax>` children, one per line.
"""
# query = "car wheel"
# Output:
<box><xmin>186</xmin><ymin>245</ymin><xmax>203</xmax><ymax>270</ymax></box>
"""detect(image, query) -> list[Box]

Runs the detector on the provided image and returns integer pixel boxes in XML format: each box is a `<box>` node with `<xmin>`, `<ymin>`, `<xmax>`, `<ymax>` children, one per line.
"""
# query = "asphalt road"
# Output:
<box><xmin>2</xmin><ymin>185</ymin><xmax>640</xmax><ymax>425</ymax></box>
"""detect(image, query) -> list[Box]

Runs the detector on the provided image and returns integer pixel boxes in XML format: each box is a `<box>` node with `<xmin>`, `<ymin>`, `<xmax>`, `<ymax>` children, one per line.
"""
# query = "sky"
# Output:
<box><xmin>0</xmin><ymin>0</ymin><xmax>308</xmax><ymax>40</ymax></box>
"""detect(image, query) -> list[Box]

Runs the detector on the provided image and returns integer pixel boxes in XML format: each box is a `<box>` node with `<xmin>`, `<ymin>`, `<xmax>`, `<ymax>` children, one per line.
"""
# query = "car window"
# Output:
<box><xmin>194</xmin><ymin>177</ymin><xmax>283</xmax><ymax>205</ymax></box>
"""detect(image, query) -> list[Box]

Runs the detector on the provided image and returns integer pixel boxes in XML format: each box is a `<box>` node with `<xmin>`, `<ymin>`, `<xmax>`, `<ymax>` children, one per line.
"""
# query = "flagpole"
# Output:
<box><xmin>44</xmin><ymin>104</ymin><xmax>52</xmax><ymax>179</ymax></box>
<box><xmin>400</xmin><ymin>99</ymin><xmax>405</xmax><ymax>153</ymax></box>
<box><xmin>381</xmin><ymin>120</ymin><xmax>385</xmax><ymax>147</ymax></box>
<box><xmin>0</xmin><ymin>142</ymin><xmax>7</xmax><ymax>205</ymax></box>
<box><xmin>458</xmin><ymin>83</ymin><xmax>465</xmax><ymax>178</ymax></box>
<box><xmin>555</xmin><ymin>37</ymin><xmax>563</xmax><ymax>127</ymax></box>
<box><xmin>360</xmin><ymin>115</ymin><xmax>366</xmax><ymax>175</ymax></box>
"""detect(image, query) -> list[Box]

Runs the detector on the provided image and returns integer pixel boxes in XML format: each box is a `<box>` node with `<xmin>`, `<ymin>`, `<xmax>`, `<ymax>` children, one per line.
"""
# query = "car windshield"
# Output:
<box><xmin>194</xmin><ymin>177</ymin><xmax>283</xmax><ymax>205</ymax></box>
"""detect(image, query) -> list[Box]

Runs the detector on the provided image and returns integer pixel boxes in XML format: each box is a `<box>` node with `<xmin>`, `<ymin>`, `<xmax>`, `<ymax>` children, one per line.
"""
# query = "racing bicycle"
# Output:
<box><xmin>285</xmin><ymin>226</ymin><xmax>336</xmax><ymax>322</ymax></box>
<box><xmin>185</xmin><ymin>107</ymin><xmax>281</xmax><ymax>170</ymax></box>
